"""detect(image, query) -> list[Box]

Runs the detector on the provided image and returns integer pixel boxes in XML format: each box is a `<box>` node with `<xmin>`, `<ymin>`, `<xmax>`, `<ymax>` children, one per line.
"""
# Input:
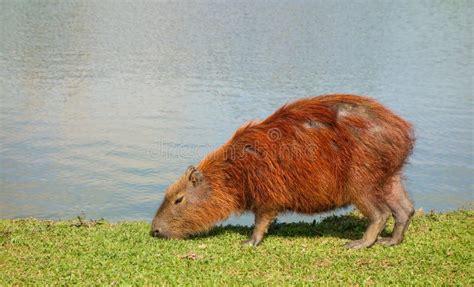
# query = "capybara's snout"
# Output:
<box><xmin>150</xmin><ymin>220</ymin><xmax>163</xmax><ymax>238</ymax></box>
<box><xmin>150</xmin><ymin>228</ymin><xmax>161</xmax><ymax>238</ymax></box>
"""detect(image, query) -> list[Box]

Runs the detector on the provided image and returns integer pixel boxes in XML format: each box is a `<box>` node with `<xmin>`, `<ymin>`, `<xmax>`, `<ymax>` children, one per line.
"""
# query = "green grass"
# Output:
<box><xmin>1</xmin><ymin>210</ymin><xmax>473</xmax><ymax>285</ymax></box>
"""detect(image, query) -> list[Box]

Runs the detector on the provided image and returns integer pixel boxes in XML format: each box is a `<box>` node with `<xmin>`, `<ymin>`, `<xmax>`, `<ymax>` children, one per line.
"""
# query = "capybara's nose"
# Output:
<box><xmin>151</xmin><ymin>229</ymin><xmax>161</xmax><ymax>237</ymax></box>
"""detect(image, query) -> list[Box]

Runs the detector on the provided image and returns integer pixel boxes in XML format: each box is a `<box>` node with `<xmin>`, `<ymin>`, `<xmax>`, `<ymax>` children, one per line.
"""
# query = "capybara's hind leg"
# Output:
<box><xmin>241</xmin><ymin>210</ymin><xmax>278</xmax><ymax>247</ymax></box>
<box><xmin>378</xmin><ymin>174</ymin><xmax>415</xmax><ymax>246</ymax></box>
<box><xmin>346</xmin><ymin>193</ymin><xmax>390</xmax><ymax>249</ymax></box>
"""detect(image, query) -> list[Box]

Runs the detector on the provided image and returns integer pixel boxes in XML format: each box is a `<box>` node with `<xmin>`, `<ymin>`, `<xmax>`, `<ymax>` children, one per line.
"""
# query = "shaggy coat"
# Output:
<box><xmin>152</xmin><ymin>94</ymin><xmax>415</xmax><ymax>248</ymax></box>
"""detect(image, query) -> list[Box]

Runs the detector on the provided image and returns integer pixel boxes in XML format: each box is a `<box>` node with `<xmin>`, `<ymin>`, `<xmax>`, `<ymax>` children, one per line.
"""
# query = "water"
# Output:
<box><xmin>0</xmin><ymin>0</ymin><xmax>472</xmax><ymax>224</ymax></box>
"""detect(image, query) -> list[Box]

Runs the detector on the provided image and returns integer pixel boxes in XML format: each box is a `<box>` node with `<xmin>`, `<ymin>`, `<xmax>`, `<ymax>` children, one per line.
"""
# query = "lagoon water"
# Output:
<box><xmin>0</xmin><ymin>1</ymin><xmax>472</xmax><ymax>224</ymax></box>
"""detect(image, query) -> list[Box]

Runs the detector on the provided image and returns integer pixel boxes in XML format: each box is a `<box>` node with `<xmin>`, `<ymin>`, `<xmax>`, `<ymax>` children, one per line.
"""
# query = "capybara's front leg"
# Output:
<box><xmin>241</xmin><ymin>210</ymin><xmax>277</xmax><ymax>246</ymax></box>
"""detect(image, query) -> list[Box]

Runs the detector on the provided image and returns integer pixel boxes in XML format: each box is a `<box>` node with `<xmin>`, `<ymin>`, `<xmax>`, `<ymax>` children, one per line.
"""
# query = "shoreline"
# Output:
<box><xmin>1</xmin><ymin>210</ymin><xmax>472</xmax><ymax>285</ymax></box>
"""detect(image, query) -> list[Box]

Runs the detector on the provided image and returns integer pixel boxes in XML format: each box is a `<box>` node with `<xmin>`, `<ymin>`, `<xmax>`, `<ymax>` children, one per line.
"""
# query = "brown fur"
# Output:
<box><xmin>152</xmin><ymin>94</ymin><xmax>415</xmax><ymax>248</ymax></box>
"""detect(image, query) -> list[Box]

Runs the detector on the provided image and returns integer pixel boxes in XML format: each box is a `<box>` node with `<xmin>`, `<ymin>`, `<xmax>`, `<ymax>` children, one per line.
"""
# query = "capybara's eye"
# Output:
<box><xmin>174</xmin><ymin>195</ymin><xmax>184</xmax><ymax>205</ymax></box>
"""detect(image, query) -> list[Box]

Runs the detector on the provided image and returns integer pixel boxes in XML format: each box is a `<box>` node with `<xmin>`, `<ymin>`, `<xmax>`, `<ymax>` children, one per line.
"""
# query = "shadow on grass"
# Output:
<box><xmin>192</xmin><ymin>214</ymin><xmax>391</xmax><ymax>241</ymax></box>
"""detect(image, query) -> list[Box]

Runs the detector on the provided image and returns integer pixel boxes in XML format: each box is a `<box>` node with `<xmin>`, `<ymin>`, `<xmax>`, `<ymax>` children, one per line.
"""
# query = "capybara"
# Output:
<box><xmin>151</xmin><ymin>94</ymin><xmax>415</xmax><ymax>249</ymax></box>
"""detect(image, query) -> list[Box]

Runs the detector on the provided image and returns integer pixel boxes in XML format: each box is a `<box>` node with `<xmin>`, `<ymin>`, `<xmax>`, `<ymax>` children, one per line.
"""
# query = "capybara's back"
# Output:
<box><xmin>152</xmin><ymin>95</ymin><xmax>415</xmax><ymax>249</ymax></box>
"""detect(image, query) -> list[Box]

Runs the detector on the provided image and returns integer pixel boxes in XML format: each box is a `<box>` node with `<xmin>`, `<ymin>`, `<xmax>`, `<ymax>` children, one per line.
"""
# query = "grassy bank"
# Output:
<box><xmin>1</xmin><ymin>210</ymin><xmax>472</xmax><ymax>285</ymax></box>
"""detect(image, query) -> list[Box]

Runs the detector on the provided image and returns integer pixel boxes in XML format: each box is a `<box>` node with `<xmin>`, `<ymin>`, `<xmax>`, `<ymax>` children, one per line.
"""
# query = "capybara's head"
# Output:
<box><xmin>151</xmin><ymin>165</ymin><xmax>215</xmax><ymax>239</ymax></box>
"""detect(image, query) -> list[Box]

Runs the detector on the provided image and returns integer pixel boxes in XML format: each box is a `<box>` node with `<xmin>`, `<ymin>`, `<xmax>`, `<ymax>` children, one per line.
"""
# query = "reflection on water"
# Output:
<box><xmin>0</xmin><ymin>0</ymin><xmax>472</xmax><ymax>223</ymax></box>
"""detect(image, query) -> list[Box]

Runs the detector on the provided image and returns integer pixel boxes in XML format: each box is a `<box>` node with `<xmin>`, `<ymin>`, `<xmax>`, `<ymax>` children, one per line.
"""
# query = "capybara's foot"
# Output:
<box><xmin>377</xmin><ymin>237</ymin><xmax>401</xmax><ymax>246</ymax></box>
<box><xmin>345</xmin><ymin>239</ymin><xmax>374</xmax><ymax>249</ymax></box>
<box><xmin>241</xmin><ymin>238</ymin><xmax>261</xmax><ymax>247</ymax></box>
<box><xmin>241</xmin><ymin>211</ymin><xmax>276</xmax><ymax>247</ymax></box>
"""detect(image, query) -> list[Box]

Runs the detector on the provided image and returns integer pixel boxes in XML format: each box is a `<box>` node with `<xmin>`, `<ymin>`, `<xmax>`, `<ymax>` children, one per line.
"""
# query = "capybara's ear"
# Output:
<box><xmin>186</xmin><ymin>165</ymin><xmax>203</xmax><ymax>187</ymax></box>
<box><xmin>186</xmin><ymin>165</ymin><xmax>196</xmax><ymax>178</ymax></box>
<box><xmin>190</xmin><ymin>170</ymin><xmax>203</xmax><ymax>187</ymax></box>
<box><xmin>186</xmin><ymin>165</ymin><xmax>195</xmax><ymax>173</ymax></box>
